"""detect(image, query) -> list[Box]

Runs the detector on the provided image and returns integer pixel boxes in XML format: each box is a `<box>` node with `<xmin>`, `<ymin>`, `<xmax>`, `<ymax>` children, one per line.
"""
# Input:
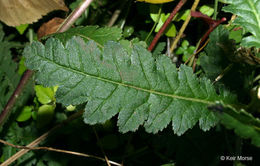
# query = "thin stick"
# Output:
<box><xmin>213</xmin><ymin>0</ymin><xmax>218</xmax><ymax>19</ymax></box>
<box><xmin>108</xmin><ymin>9</ymin><xmax>121</xmax><ymax>27</ymax></box>
<box><xmin>0</xmin><ymin>28</ymin><xmax>35</xmax><ymax>127</ymax></box>
<box><xmin>93</xmin><ymin>127</ymin><xmax>112</xmax><ymax>166</ymax></box>
<box><xmin>213</xmin><ymin>64</ymin><xmax>233</xmax><ymax>84</ymax></box>
<box><xmin>0</xmin><ymin>139</ymin><xmax>121</xmax><ymax>166</ymax></box>
<box><xmin>57</xmin><ymin>0</ymin><xmax>94</xmax><ymax>32</ymax></box>
<box><xmin>170</xmin><ymin>0</ymin><xmax>200</xmax><ymax>53</ymax></box>
<box><xmin>145</xmin><ymin>5</ymin><xmax>162</xmax><ymax>42</ymax></box>
<box><xmin>0</xmin><ymin>110</ymin><xmax>84</xmax><ymax>166</ymax></box>
<box><xmin>148</xmin><ymin>0</ymin><xmax>187</xmax><ymax>52</ymax></box>
<box><xmin>107</xmin><ymin>0</ymin><xmax>128</xmax><ymax>27</ymax></box>
<box><xmin>184</xmin><ymin>39</ymin><xmax>209</xmax><ymax>65</ymax></box>
<box><xmin>0</xmin><ymin>70</ymin><xmax>33</xmax><ymax>126</ymax></box>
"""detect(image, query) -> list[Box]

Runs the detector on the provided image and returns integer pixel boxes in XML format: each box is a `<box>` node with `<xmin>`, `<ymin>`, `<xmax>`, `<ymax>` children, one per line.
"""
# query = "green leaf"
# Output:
<box><xmin>24</xmin><ymin>36</ymin><xmax>237</xmax><ymax>135</ymax></box>
<box><xmin>174</xmin><ymin>10</ymin><xmax>190</xmax><ymax>21</ymax></box>
<box><xmin>66</xmin><ymin>105</ymin><xmax>76</xmax><ymax>111</ymax></box>
<box><xmin>37</xmin><ymin>104</ymin><xmax>55</xmax><ymax>127</ymax></box>
<box><xmin>1</xmin><ymin>121</ymin><xmax>38</xmax><ymax>161</ymax></box>
<box><xmin>153</xmin><ymin>42</ymin><xmax>166</xmax><ymax>57</ymax></box>
<box><xmin>18</xmin><ymin>56</ymin><xmax>27</xmax><ymax>75</ymax></box>
<box><xmin>0</xmin><ymin>26</ymin><xmax>20</xmax><ymax>113</ymax></box>
<box><xmin>199</xmin><ymin>5</ymin><xmax>214</xmax><ymax>17</ymax></box>
<box><xmin>35</xmin><ymin>85</ymin><xmax>55</xmax><ymax>104</ymax></box>
<box><xmin>149</xmin><ymin>6</ymin><xmax>176</xmax><ymax>37</ymax></box>
<box><xmin>123</xmin><ymin>26</ymin><xmax>134</xmax><ymax>38</ymax></box>
<box><xmin>47</xmin><ymin>26</ymin><xmax>122</xmax><ymax>47</ymax></box>
<box><xmin>165</xmin><ymin>24</ymin><xmax>176</xmax><ymax>37</ymax></box>
<box><xmin>216</xmin><ymin>105</ymin><xmax>260</xmax><ymax>147</ymax></box>
<box><xmin>16</xmin><ymin>24</ymin><xmax>29</xmax><ymax>35</ymax></box>
<box><xmin>200</xmin><ymin>26</ymin><xmax>235</xmax><ymax>80</ymax></box>
<box><xmin>16</xmin><ymin>106</ymin><xmax>33</xmax><ymax>122</ymax></box>
<box><xmin>228</xmin><ymin>25</ymin><xmax>243</xmax><ymax>43</ymax></box>
<box><xmin>0</xmin><ymin>24</ymin><xmax>33</xmax><ymax>129</ymax></box>
<box><xmin>153</xmin><ymin>13</ymin><xmax>176</xmax><ymax>37</ymax></box>
<box><xmin>200</xmin><ymin>26</ymin><xmax>254</xmax><ymax>99</ymax></box>
<box><xmin>150</xmin><ymin>4</ymin><xmax>161</xmax><ymax>22</ymax></box>
<box><xmin>222</xmin><ymin>0</ymin><xmax>260</xmax><ymax>48</ymax></box>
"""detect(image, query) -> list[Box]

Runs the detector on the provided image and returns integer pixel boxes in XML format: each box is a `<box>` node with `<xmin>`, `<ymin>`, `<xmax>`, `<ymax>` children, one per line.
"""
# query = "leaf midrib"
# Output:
<box><xmin>41</xmin><ymin>54</ymin><xmax>216</xmax><ymax>105</ymax></box>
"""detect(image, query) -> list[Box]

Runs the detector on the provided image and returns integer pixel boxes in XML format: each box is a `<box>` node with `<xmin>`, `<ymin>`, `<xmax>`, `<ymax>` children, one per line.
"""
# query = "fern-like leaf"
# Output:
<box><xmin>216</xmin><ymin>104</ymin><xmax>260</xmax><ymax>147</ymax></box>
<box><xmin>0</xmin><ymin>27</ymin><xmax>20</xmax><ymax>112</ymax></box>
<box><xmin>47</xmin><ymin>26</ymin><xmax>122</xmax><ymax>47</ymax></box>
<box><xmin>222</xmin><ymin>0</ymin><xmax>260</xmax><ymax>48</ymax></box>
<box><xmin>24</xmin><ymin>36</ymin><xmax>236</xmax><ymax>135</ymax></box>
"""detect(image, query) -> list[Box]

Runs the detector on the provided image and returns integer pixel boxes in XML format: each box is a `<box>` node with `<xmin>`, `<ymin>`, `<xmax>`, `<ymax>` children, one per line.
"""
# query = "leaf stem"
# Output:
<box><xmin>0</xmin><ymin>110</ymin><xmax>84</xmax><ymax>166</ymax></box>
<box><xmin>213</xmin><ymin>0</ymin><xmax>218</xmax><ymax>19</ymax></box>
<box><xmin>57</xmin><ymin>0</ymin><xmax>95</xmax><ymax>33</ymax></box>
<box><xmin>0</xmin><ymin>70</ymin><xmax>33</xmax><ymax>127</ymax></box>
<box><xmin>0</xmin><ymin>139</ymin><xmax>122</xmax><ymax>166</ymax></box>
<box><xmin>148</xmin><ymin>0</ymin><xmax>187</xmax><ymax>52</ymax></box>
<box><xmin>170</xmin><ymin>0</ymin><xmax>200</xmax><ymax>53</ymax></box>
<box><xmin>107</xmin><ymin>0</ymin><xmax>128</xmax><ymax>27</ymax></box>
<box><xmin>145</xmin><ymin>5</ymin><xmax>162</xmax><ymax>42</ymax></box>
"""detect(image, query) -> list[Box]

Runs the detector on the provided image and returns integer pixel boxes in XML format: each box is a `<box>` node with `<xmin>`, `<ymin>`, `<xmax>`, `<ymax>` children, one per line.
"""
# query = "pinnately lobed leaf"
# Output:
<box><xmin>24</xmin><ymin>36</ymin><xmax>233</xmax><ymax>135</ymax></box>
<box><xmin>222</xmin><ymin>0</ymin><xmax>260</xmax><ymax>48</ymax></box>
<box><xmin>46</xmin><ymin>26</ymin><xmax>122</xmax><ymax>47</ymax></box>
<box><xmin>0</xmin><ymin>43</ymin><xmax>20</xmax><ymax>114</ymax></box>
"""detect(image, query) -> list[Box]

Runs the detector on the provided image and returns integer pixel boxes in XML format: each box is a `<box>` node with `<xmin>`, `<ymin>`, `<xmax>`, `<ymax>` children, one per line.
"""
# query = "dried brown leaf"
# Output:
<box><xmin>37</xmin><ymin>17</ymin><xmax>64</xmax><ymax>39</ymax></box>
<box><xmin>0</xmin><ymin>0</ymin><xmax>68</xmax><ymax>26</ymax></box>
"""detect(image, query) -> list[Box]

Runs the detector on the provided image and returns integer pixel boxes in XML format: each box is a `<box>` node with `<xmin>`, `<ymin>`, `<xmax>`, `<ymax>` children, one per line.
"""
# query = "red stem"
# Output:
<box><xmin>0</xmin><ymin>70</ymin><xmax>33</xmax><ymax>126</ymax></box>
<box><xmin>148</xmin><ymin>0</ymin><xmax>187</xmax><ymax>52</ymax></box>
<box><xmin>191</xmin><ymin>11</ymin><xmax>226</xmax><ymax>48</ymax></box>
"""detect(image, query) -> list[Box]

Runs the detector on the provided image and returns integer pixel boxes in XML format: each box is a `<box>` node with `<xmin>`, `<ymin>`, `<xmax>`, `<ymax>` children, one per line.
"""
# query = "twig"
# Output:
<box><xmin>184</xmin><ymin>38</ymin><xmax>209</xmax><ymax>65</ymax></box>
<box><xmin>0</xmin><ymin>110</ymin><xmax>84</xmax><ymax>166</ymax></box>
<box><xmin>0</xmin><ymin>139</ymin><xmax>122</xmax><ymax>166</ymax></box>
<box><xmin>148</xmin><ymin>0</ymin><xmax>187</xmax><ymax>52</ymax></box>
<box><xmin>213</xmin><ymin>64</ymin><xmax>233</xmax><ymax>84</ymax></box>
<box><xmin>170</xmin><ymin>0</ymin><xmax>200</xmax><ymax>53</ymax></box>
<box><xmin>108</xmin><ymin>9</ymin><xmax>121</xmax><ymax>27</ymax></box>
<box><xmin>107</xmin><ymin>0</ymin><xmax>128</xmax><ymax>27</ymax></box>
<box><xmin>213</xmin><ymin>0</ymin><xmax>218</xmax><ymax>19</ymax></box>
<box><xmin>145</xmin><ymin>5</ymin><xmax>162</xmax><ymax>42</ymax></box>
<box><xmin>0</xmin><ymin>0</ymin><xmax>94</xmax><ymax>129</ymax></box>
<box><xmin>0</xmin><ymin>70</ymin><xmax>33</xmax><ymax>126</ymax></box>
<box><xmin>189</xmin><ymin>11</ymin><xmax>226</xmax><ymax>71</ymax></box>
<box><xmin>191</xmin><ymin>11</ymin><xmax>226</xmax><ymax>49</ymax></box>
<box><xmin>57</xmin><ymin>0</ymin><xmax>95</xmax><ymax>32</ymax></box>
<box><xmin>93</xmin><ymin>127</ymin><xmax>112</xmax><ymax>166</ymax></box>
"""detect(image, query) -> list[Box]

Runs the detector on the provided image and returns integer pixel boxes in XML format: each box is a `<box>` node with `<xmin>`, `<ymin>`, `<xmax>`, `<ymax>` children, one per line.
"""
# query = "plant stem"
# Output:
<box><xmin>145</xmin><ymin>5</ymin><xmax>162</xmax><ymax>42</ymax></box>
<box><xmin>28</xmin><ymin>28</ymin><xmax>34</xmax><ymax>43</ymax></box>
<box><xmin>148</xmin><ymin>0</ymin><xmax>187</xmax><ymax>52</ymax></box>
<box><xmin>197</xmin><ymin>16</ymin><xmax>226</xmax><ymax>49</ymax></box>
<box><xmin>93</xmin><ymin>127</ymin><xmax>111</xmax><ymax>166</ymax></box>
<box><xmin>0</xmin><ymin>110</ymin><xmax>84</xmax><ymax>166</ymax></box>
<box><xmin>107</xmin><ymin>0</ymin><xmax>128</xmax><ymax>27</ymax></box>
<box><xmin>0</xmin><ymin>70</ymin><xmax>33</xmax><ymax>127</ymax></box>
<box><xmin>0</xmin><ymin>0</ymin><xmax>94</xmax><ymax>128</ymax></box>
<box><xmin>57</xmin><ymin>0</ymin><xmax>94</xmax><ymax>33</ymax></box>
<box><xmin>0</xmin><ymin>28</ymin><xmax>35</xmax><ymax>127</ymax></box>
<box><xmin>0</xmin><ymin>139</ymin><xmax>122</xmax><ymax>166</ymax></box>
<box><xmin>213</xmin><ymin>0</ymin><xmax>218</xmax><ymax>19</ymax></box>
<box><xmin>170</xmin><ymin>0</ymin><xmax>200</xmax><ymax>53</ymax></box>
